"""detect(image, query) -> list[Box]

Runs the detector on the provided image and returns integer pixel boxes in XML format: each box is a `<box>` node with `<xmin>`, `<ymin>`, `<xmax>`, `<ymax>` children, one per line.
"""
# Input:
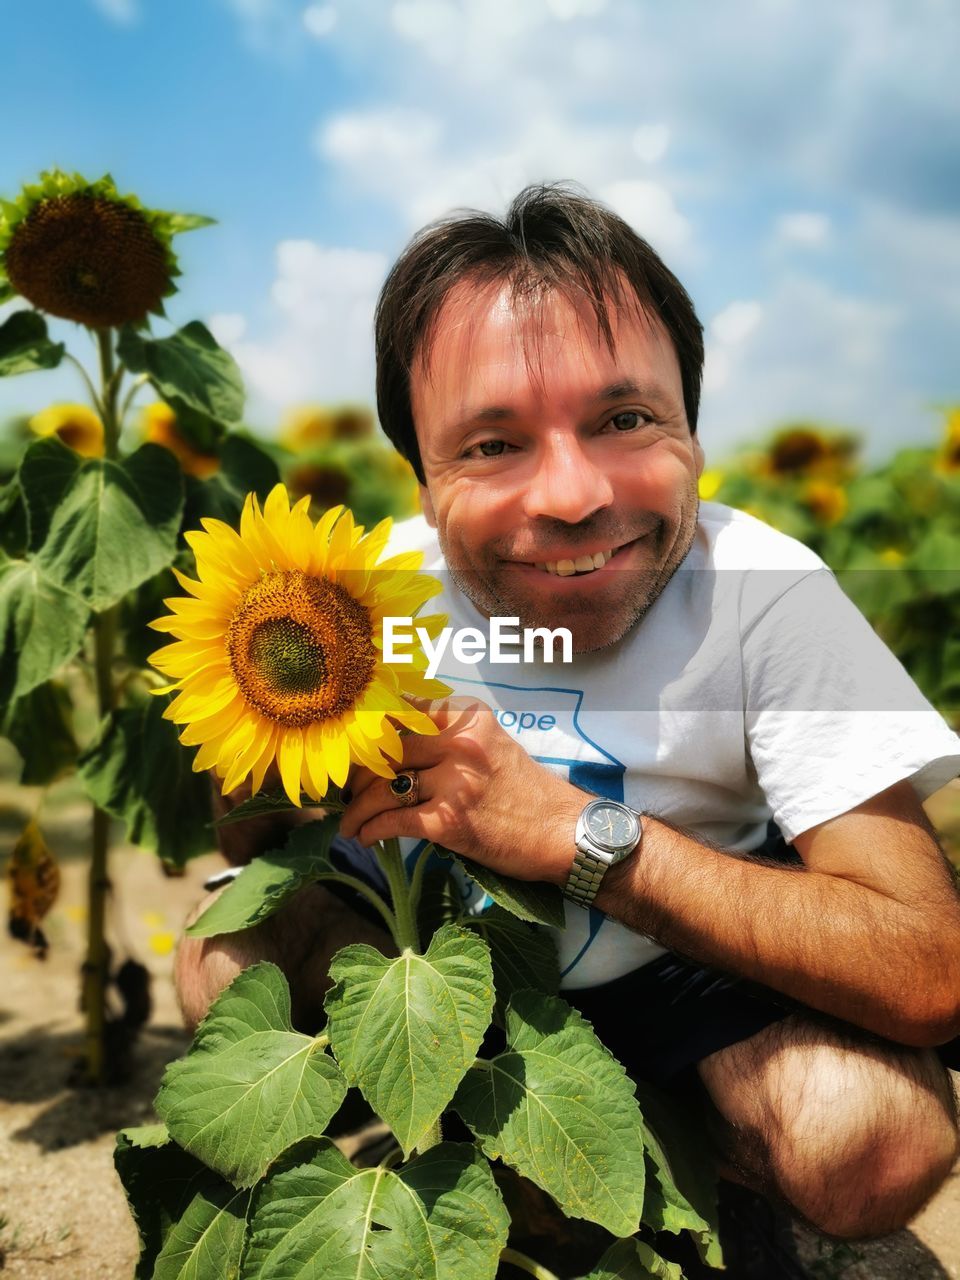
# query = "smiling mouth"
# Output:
<box><xmin>517</xmin><ymin>538</ymin><xmax>641</xmax><ymax>578</ymax></box>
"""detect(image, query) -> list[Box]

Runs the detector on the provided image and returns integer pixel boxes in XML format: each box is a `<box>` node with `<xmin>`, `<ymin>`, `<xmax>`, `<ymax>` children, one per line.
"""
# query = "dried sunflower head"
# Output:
<box><xmin>0</xmin><ymin>170</ymin><xmax>212</xmax><ymax>328</ymax></box>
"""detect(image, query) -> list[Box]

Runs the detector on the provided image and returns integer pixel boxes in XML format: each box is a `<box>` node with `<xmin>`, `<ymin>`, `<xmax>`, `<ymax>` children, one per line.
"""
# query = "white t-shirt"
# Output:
<box><xmin>385</xmin><ymin>502</ymin><xmax>960</xmax><ymax>989</ymax></box>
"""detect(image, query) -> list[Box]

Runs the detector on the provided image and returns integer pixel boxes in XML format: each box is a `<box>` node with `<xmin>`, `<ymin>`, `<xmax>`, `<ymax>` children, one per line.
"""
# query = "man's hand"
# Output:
<box><xmin>338</xmin><ymin>697</ymin><xmax>583</xmax><ymax>884</ymax></box>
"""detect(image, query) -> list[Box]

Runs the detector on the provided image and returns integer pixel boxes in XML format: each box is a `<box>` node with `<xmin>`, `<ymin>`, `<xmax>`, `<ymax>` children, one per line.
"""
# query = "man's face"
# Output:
<box><xmin>410</xmin><ymin>278</ymin><xmax>704</xmax><ymax>652</ymax></box>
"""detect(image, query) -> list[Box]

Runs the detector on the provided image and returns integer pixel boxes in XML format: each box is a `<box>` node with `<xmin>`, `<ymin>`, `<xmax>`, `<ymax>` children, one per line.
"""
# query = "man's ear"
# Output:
<box><xmin>419</xmin><ymin>484</ymin><xmax>437</xmax><ymax>528</ymax></box>
<box><xmin>693</xmin><ymin>436</ymin><xmax>705</xmax><ymax>477</ymax></box>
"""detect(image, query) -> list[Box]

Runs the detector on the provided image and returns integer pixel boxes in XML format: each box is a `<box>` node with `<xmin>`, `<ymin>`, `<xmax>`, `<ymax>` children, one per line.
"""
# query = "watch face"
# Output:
<box><xmin>584</xmin><ymin>802</ymin><xmax>639</xmax><ymax>851</ymax></box>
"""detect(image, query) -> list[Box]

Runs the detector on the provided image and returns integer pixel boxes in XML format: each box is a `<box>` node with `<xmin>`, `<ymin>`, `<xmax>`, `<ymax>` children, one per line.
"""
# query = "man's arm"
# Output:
<box><xmin>596</xmin><ymin>779</ymin><xmax>960</xmax><ymax>1047</ymax></box>
<box><xmin>339</xmin><ymin>698</ymin><xmax>960</xmax><ymax>1049</ymax></box>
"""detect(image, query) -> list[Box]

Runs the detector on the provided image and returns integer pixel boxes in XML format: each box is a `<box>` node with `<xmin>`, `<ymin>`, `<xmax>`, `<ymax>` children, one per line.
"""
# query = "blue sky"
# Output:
<box><xmin>2</xmin><ymin>0</ymin><xmax>957</xmax><ymax>462</ymax></box>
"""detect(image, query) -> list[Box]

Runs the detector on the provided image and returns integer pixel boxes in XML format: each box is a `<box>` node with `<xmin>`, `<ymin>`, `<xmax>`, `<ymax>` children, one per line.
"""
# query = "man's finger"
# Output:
<box><xmin>340</xmin><ymin>764</ymin><xmax>440</xmax><ymax>841</ymax></box>
<box><xmin>402</xmin><ymin>694</ymin><xmax>487</xmax><ymax>734</ymax></box>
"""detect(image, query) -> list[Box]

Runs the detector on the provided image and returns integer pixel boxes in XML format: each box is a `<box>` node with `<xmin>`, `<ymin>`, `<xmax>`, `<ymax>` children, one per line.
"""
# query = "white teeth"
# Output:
<box><xmin>538</xmin><ymin>549</ymin><xmax>616</xmax><ymax>576</ymax></box>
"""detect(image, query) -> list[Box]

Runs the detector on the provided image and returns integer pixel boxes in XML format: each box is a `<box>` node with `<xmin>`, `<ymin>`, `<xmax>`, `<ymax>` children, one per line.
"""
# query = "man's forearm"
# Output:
<box><xmin>593</xmin><ymin>814</ymin><xmax>960</xmax><ymax>1047</ymax></box>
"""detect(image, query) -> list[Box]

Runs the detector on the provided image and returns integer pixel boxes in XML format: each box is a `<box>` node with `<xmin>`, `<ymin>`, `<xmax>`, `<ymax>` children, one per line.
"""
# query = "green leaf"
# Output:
<box><xmin>0</xmin><ymin>558</ymin><xmax>89</xmax><ymax>702</ymax></box>
<box><xmin>0</xmin><ymin>475</ymin><xmax>28</xmax><ymax>557</ymax></box>
<box><xmin>464</xmin><ymin>905</ymin><xmax>559</xmax><ymax>1021</ymax></box>
<box><xmin>454</xmin><ymin>990</ymin><xmax>646</xmax><ymax>1237</ymax></box>
<box><xmin>183</xmin><ymin>434</ymin><xmax>281</xmax><ymax>526</ymax></box>
<box><xmin>186</xmin><ymin>818</ymin><xmax>341</xmax><ymax>937</ymax></box>
<box><xmin>241</xmin><ymin>1140</ymin><xmax>509</xmax><ymax>1280</ymax></box>
<box><xmin>77</xmin><ymin>695</ymin><xmax>214</xmax><ymax>866</ymax></box>
<box><xmin>634</xmin><ymin>1083</ymin><xmax>721</xmax><ymax>1269</ymax></box>
<box><xmin>451</xmin><ymin>851</ymin><xmax>565</xmax><ymax>927</ymax></box>
<box><xmin>580</xmin><ymin>1238</ymin><xmax>684</xmax><ymax>1280</ymax></box>
<box><xmin>213</xmin><ymin>789</ymin><xmax>340</xmax><ymax>826</ymax></box>
<box><xmin>117</xmin><ymin>321</ymin><xmax>244</xmax><ymax>444</ymax></box>
<box><xmin>17</xmin><ymin>436</ymin><xmax>81</xmax><ymax>551</ymax></box>
<box><xmin>0</xmin><ymin>310</ymin><xmax>64</xmax><ymax>377</ymax></box>
<box><xmin>153</xmin><ymin>1181</ymin><xmax>255</xmax><ymax>1280</ymax></box>
<box><xmin>325</xmin><ymin>923</ymin><xmax>495</xmax><ymax>1156</ymax></box>
<box><xmin>37</xmin><ymin>444</ymin><xmax>183</xmax><ymax>609</ymax></box>
<box><xmin>115</xmin><ymin>1124</ymin><xmax>247</xmax><ymax>1280</ymax></box>
<box><xmin>156</xmin><ymin>963</ymin><xmax>347</xmax><ymax>1187</ymax></box>
<box><xmin>1</xmin><ymin>679</ymin><xmax>77</xmax><ymax>785</ymax></box>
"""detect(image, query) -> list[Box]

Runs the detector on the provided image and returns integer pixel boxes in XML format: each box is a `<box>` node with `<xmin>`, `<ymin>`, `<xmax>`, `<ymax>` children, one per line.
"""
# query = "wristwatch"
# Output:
<box><xmin>564</xmin><ymin>798</ymin><xmax>642</xmax><ymax>907</ymax></box>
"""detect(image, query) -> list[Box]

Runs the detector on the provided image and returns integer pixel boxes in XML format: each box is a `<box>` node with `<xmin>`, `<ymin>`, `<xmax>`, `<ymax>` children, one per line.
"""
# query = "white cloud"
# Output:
<box><xmin>320</xmin><ymin>108</ymin><xmax>442</xmax><ymax>171</ymax></box>
<box><xmin>91</xmin><ymin>0</ymin><xmax>138</xmax><ymax>23</ymax></box>
<box><xmin>703</xmin><ymin>302</ymin><xmax>763</xmax><ymax>394</ymax></box>
<box><xmin>222</xmin><ymin>241</ymin><xmax>388</xmax><ymax>425</ymax></box>
<box><xmin>631</xmin><ymin>124</ymin><xmax>670</xmax><ymax>165</ymax></box>
<box><xmin>710</xmin><ymin>300</ymin><xmax>763</xmax><ymax>347</ymax></box>
<box><xmin>207</xmin><ymin>313</ymin><xmax>248</xmax><ymax>346</ymax></box>
<box><xmin>859</xmin><ymin>202</ymin><xmax>960</xmax><ymax>319</ymax></box>
<box><xmin>545</xmin><ymin>0</ymin><xmax>608</xmax><ymax>19</ymax></box>
<box><xmin>302</xmin><ymin>3</ymin><xmax>337</xmax><ymax>37</ymax></box>
<box><xmin>597</xmin><ymin>180</ymin><xmax>692</xmax><ymax>258</ymax></box>
<box><xmin>317</xmin><ymin>105</ymin><xmax>696</xmax><ymax>266</ymax></box>
<box><xmin>700</xmin><ymin>276</ymin><xmax>907</xmax><ymax>459</ymax></box>
<box><xmin>776</xmin><ymin>212</ymin><xmax>831</xmax><ymax>247</ymax></box>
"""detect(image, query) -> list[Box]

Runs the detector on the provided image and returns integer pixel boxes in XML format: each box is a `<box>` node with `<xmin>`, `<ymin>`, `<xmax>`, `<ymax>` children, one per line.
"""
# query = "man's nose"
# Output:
<box><xmin>522</xmin><ymin>433</ymin><xmax>614</xmax><ymax>524</ymax></box>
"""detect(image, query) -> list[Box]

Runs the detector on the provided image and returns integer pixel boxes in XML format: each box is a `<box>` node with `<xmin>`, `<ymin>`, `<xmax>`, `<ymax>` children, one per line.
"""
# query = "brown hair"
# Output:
<box><xmin>374</xmin><ymin>182</ymin><xmax>704</xmax><ymax>482</ymax></box>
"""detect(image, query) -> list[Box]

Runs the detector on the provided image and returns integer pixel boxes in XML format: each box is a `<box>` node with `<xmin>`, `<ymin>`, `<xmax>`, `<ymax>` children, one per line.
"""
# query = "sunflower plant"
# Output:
<box><xmin>0</xmin><ymin>169</ymin><xmax>282</xmax><ymax>1084</ymax></box>
<box><xmin>108</xmin><ymin>482</ymin><xmax>721</xmax><ymax>1279</ymax></box>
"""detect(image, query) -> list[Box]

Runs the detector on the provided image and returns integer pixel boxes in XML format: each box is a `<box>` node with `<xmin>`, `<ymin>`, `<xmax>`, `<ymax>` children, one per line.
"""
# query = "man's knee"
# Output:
<box><xmin>699</xmin><ymin>1017</ymin><xmax>959</xmax><ymax>1238</ymax></box>
<box><xmin>174</xmin><ymin>878</ymin><xmax>395</xmax><ymax>1034</ymax></box>
<box><xmin>174</xmin><ymin>887</ymin><xmax>281</xmax><ymax>1032</ymax></box>
<box><xmin>770</xmin><ymin>1048</ymin><xmax>958</xmax><ymax>1237</ymax></box>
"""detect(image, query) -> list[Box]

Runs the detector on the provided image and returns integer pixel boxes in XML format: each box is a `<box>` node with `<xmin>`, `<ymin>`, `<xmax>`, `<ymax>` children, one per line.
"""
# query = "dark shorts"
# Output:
<box><xmin>566</xmin><ymin>950</ymin><xmax>960</xmax><ymax>1087</ymax></box>
<box><xmin>324</xmin><ymin>828</ymin><xmax>960</xmax><ymax>1086</ymax></box>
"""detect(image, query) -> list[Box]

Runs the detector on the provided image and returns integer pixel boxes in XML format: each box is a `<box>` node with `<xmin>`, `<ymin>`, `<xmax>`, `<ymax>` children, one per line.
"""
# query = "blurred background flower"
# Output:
<box><xmin>29</xmin><ymin>402</ymin><xmax>104</xmax><ymax>457</ymax></box>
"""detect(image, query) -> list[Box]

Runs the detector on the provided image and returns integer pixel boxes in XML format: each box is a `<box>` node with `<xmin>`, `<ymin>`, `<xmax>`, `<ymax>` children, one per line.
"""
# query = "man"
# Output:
<box><xmin>177</xmin><ymin>184</ymin><xmax>960</xmax><ymax>1244</ymax></box>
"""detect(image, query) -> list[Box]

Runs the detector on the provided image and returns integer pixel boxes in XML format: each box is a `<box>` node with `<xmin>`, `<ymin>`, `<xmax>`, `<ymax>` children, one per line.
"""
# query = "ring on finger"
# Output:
<box><xmin>389</xmin><ymin>770</ymin><xmax>421</xmax><ymax>807</ymax></box>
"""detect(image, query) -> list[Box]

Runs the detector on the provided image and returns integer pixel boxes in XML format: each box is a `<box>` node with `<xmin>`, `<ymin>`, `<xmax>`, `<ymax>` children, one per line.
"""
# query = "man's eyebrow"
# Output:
<box><xmin>595</xmin><ymin>379</ymin><xmax>665</xmax><ymax>402</ymax></box>
<box><xmin>445</xmin><ymin>380</ymin><xmax>669</xmax><ymax>436</ymax></box>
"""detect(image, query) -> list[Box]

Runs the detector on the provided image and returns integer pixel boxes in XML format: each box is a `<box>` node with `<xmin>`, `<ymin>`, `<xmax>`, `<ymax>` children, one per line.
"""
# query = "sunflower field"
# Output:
<box><xmin>1</xmin><ymin>170</ymin><xmax>957</xmax><ymax>1279</ymax></box>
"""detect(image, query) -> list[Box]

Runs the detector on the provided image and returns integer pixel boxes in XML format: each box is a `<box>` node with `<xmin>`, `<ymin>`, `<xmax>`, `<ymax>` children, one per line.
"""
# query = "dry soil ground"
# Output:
<box><xmin>1</xmin><ymin>773</ymin><xmax>959</xmax><ymax>1279</ymax></box>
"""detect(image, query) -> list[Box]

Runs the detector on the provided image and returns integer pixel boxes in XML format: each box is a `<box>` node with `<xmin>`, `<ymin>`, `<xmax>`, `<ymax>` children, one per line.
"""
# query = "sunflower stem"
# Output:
<box><xmin>319</xmin><ymin>871</ymin><xmax>398</xmax><ymax>938</ymax></box>
<box><xmin>377</xmin><ymin>837</ymin><xmax>420</xmax><ymax>952</ymax></box>
<box><xmin>63</xmin><ymin>352</ymin><xmax>105</xmax><ymax>418</ymax></box>
<box><xmin>407</xmin><ymin>842</ymin><xmax>435</xmax><ymax>922</ymax></box>
<box><xmin>500</xmin><ymin>1248</ymin><xmax>561</xmax><ymax>1280</ymax></box>
<box><xmin>117</xmin><ymin>372</ymin><xmax>150</xmax><ymax>428</ymax></box>
<box><xmin>80</xmin><ymin>333</ymin><xmax>122</xmax><ymax>1087</ymax></box>
<box><xmin>95</xmin><ymin>328</ymin><xmax>121</xmax><ymax>459</ymax></box>
<box><xmin>82</xmin><ymin>604</ymin><xmax>119</xmax><ymax>1085</ymax></box>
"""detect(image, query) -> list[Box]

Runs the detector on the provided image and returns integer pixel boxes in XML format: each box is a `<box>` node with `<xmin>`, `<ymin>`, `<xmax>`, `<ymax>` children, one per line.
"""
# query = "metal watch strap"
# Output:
<box><xmin>564</xmin><ymin>847</ymin><xmax>612</xmax><ymax>907</ymax></box>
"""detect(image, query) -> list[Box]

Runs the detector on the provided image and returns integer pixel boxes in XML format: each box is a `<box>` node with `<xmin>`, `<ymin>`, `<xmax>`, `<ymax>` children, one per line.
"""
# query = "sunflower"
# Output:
<box><xmin>29</xmin><ymin>402</ymin><xmax>104</xmax><ymax>458</ymax></box>
<box><xmin>149</xmin><ymin>484</ymin><xmax>449</xmax><ymax>806</ymax></box>
<box><xmin>0</xmin><ymin>170</ymin><xmax>212</xmax><ymax>327</ymax></box>
<box><xmin>142</xmin><ymin>401</ymin><xmax>220</xmax><ymax>478</ymax></box>
<box><xmin>935</xmin><ymin>407</ymin><xmax>960</xmax><ymax>475</ymax></box>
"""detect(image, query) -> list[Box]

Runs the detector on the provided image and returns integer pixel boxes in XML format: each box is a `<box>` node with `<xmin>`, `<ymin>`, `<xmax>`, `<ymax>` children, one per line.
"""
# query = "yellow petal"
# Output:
<box><xmin>302</xmin><ymin>725</ymin><xmax>329</xmax><ymax>801</ymax></box>
<box><xmin>319</xmin><ymin>722</ymin><xmax>351</xmax><ymax>788</ymax></box>
<box><xmin>278</xmin><ymin>729</ymin><xmax>305</xmax><ymax>806</ymax></box>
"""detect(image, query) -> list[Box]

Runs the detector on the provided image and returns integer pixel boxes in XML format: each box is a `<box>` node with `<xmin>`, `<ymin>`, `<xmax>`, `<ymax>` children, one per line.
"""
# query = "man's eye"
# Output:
<box><xmin>610</xmin><ymin>411</ymin><xmax>644</xmax><ymax>431</ymax></box>
<box><xmin>476</xmin><ymin>440</ymin><xmax>506</xmax><ymax>456</ymax></box>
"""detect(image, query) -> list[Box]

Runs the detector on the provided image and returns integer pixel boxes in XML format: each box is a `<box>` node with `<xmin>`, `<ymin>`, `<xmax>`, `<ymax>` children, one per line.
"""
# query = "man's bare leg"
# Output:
<box><xmin>697</xmin><ymin>1013</ymin><xmax>959</xmax><ymax>1239</ymax></box>
<box><xmin>174</xmin><ymin>881</ymin><xmax>394</xmax><ymax>1034</ymax></box>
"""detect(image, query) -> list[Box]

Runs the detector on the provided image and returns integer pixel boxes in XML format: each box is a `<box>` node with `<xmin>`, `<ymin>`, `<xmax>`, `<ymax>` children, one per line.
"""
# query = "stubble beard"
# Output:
<box><xmin>439</xmin><ymin>498</ymin><xmax>701</xmax><ymax>655</ymax></box>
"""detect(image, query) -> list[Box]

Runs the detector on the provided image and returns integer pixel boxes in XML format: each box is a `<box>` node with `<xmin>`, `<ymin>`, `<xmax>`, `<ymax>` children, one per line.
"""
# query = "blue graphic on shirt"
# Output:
<box><xmin>403</xmin><ymin>673</ymin><xmax>625</xmax><ymax>981</ymax></box>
